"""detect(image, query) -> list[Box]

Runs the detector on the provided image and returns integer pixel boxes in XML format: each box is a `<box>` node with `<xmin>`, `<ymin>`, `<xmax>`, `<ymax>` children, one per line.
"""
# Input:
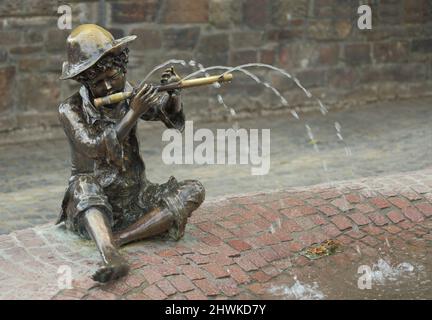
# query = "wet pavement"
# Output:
<box><xmin>0</xmin><ymin>97</ymin><xmax>431</xmax><ymax>234</ymax></box>
<box><xmin>1</xmin><ymin>168</ymin><xmax>431</xmax><ymax>300</ymax></box>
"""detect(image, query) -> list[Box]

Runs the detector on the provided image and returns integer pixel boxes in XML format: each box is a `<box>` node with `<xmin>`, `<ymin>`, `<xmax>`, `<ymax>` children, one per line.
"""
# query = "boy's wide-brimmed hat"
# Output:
<box><xmin>60</xmin><ymin>24</ymin><xmax>136</xmax><ymax>80</ymax></box>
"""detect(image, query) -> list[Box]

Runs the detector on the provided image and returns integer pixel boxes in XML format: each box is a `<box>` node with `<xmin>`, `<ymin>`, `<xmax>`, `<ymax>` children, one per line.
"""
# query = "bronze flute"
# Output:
<box><xmin>94</xmin><ymin>73</ymin><xmax>233</xmax><ymax>107</ymax></box>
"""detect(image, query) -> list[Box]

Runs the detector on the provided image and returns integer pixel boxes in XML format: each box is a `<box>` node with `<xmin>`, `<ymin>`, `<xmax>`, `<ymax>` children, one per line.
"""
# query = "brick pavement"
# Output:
<box><xmin>0</xmin><ymin>169</ymin><xmax>431</xmax><ymax>300</ymax></box>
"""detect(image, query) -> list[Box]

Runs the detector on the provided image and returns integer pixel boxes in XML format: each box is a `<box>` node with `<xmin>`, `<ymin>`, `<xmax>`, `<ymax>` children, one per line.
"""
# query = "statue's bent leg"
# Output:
<box><xmin>113</xmin><ymin>179</ymin><xmax>205</xmax><ymax>246</ymax></box>
<box><xmin>113</xmin><ymin>207</ymin><xmax>175</xmax><ymax>247</ymax></box>
<box><xmin>83</xmin><ymin>208</ymin><xmax>129</xmax><ymax>282</ymax></box>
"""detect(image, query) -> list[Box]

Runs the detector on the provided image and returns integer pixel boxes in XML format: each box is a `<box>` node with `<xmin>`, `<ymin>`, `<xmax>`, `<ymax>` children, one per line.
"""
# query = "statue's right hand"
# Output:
<box><xmin>129</xmin><ymin>83</ymin><xmax>159</xmax><ymax>115</ymax></box>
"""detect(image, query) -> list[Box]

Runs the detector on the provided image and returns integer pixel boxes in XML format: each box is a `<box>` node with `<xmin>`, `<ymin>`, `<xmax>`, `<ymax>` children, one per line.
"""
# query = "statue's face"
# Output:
<box><xmin>87</xmin><ymin>67</ymin><xmax>126</xmax><ymax>100</ymax></box>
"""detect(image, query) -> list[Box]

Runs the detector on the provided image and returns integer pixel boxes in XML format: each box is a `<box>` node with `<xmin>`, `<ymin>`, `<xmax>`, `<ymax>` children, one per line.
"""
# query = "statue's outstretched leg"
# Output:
<box><xmin>83</xmin><ymin>208</ymin><xmax>130</xmax><ymax>282</ymax></box>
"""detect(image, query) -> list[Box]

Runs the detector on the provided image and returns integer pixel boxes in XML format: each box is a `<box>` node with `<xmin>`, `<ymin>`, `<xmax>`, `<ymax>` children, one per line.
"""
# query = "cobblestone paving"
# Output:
<box><xmin>0</xmin><ymin>98</ymin><xmax>431</xmax><ymax>234</ymax></box>
<box><xmin>0</xmin><ymin>169</ymin><xmax>431</xmax><ymax>300</ymax></box>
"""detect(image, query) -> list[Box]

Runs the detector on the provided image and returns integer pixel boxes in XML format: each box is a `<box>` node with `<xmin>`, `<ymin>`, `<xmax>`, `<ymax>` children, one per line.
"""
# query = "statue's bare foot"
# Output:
<box><xmin>92</xmin><ymin>254</ymin><xmax>130</xmax><ymax>283</ymax></box>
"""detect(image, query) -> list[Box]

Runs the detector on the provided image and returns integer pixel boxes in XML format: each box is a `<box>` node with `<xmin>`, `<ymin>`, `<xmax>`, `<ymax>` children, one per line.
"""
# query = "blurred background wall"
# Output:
<box><xmin>0</xmin><ymin>0</ymin><xmax>431</xmax><ymax>134</ymax></box>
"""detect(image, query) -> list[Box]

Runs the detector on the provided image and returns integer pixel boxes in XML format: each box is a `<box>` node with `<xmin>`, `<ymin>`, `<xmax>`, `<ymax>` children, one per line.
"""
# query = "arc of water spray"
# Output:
<box><xmin>141</xmin><ymin>60</ymin><xmax>355</xmax><ymax>204</ymax></box>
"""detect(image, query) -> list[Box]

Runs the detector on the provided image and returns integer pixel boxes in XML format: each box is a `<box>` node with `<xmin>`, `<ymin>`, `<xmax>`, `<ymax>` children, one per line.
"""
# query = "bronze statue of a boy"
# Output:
<box><xmin>57</xmin><ymin>24</ymin><xmax>205</xmax><ymax>282</ymax></box>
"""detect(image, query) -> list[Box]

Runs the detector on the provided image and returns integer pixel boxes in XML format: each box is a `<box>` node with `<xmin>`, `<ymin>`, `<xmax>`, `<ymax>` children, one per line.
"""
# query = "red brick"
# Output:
<box><xmin>241</xmin><ymin>210</ymin><xmax>262</xmax><ymax>221</ymax></box>
<box><xmin>251</xmin><ymin>271</ymin><xmax>272</xmax><ymax>283</ymax></box>
<box><xmin>272</xmin><ymin>258</ymin><xmax>292</xmax><ymax>271</ymax></box>
<box><xmin>355</xmin><ymin>203</ymin><xmax>375</xmax><ymax>214</ymax></box>
<box><xmin>141</xmin><ymin>269</ymin><xmax>163</xmax><ymax>285</ymax></box>
<box><xmin>323</xmin><ymin>224</ymin><xmax>342</xmax><ymax>237</ymax></box>
<box><xmin>267</xmin><ymin>197</ymin><xmax>304</xmax><ymax>210</ymax></box>
<box><xmin>281</xmin><ymin>205</ymin><xmax>317</xmax><ymax>218</ymax></box>
<box><xmin>244</xmin><ymin>251</ymin><xmax>268</xmax><ymax>268</ymax></box>
<box><xmin>402</xmin><ymin>206</ymin><xmax>424</xmax><ymax>222</ymax></box>
<box><xmin>228</xmin><ymin>214</ymin><xmax>248</xmax><ymax>225</ymax></box>
<box><xmin>398</xmin><ymin>220</ymin><xmax>415</xmax><ymax>230</ymax></box>
<box><xmin>194</xmin><ymin>244</ymin><xmax>219</xmax><ymax>255</ymax></box>
<box><xmin>337</xmin><ymin>234</ymin><xmax>353</xmax><ymax>245</ymax></box>
<box><xmin>262</xmin><ymin>265</ymin><xmax>280</xmax><ymax>278</ymax></box>
<box><xmin>254</xmin><ymin>218</ymin><xmax>273</xmax><ymax>231</ymax></box>
<box><xmin>255</xmin><ymin>233</ymin><xmax>280</xmax><ymax>246</ymax></box>
<box><xmin>386</xmin><ymin>210</ymin><xmax>405</xmax><ymax>223</ymax></box>
<box><xmin>271</xmin><ymin>243</ymin><xmax>291</xmax><ymax>258</ymax></box>
<box><xmin>156</xmin><ymin>279</ymin><xmax>177</xmax><ymax>296</ymax></box>
<box><xmin>318</xmin><ymin>205</ymin><xmax>339</xmax><ymax>217</ymax></box>
<box><xmin>226</xmin><ymin>265</ymin><xmax>251</xmax><ymax>284</ymax></box>
<box><xmin>388</xmin><ymin>197</ymin><xmax>411</xmax><ymax>209</ymax></box>
<box><xmin>227</xmin><ymin>239</ymin><xmax>252</xmax><ymax>252</ymax></box>
<box><xmin>258</xmin><ymin>247</ymin><xmax>280</xmax><ymax>262</ymax></box>
<box><xmin>349</xmin><ymin>212</ymin><xmax>371</xmax><ymax>226</ymax></box>
<box><xmin>370</xmin><ymin>197</ymin><xmax>391</xmax><ymax>209</ymax></box>
<box><xmin>320</xmin><ymin>190</ymin><xmax>340</xmax><ymax>199</ymax></box>
<box><xmin>156</xmin><ymin>249</ymin><xmax>178</xmax><ymax>257</ymax></box>
<box><xmin>125</xmin><ymin>274</ymin><xmax>145</xmax><ymax>288</ymax></box>
<box><xmin>332</xmin><ymin>198</ymin><xmax>355</xmax><ymax>212</ymax></box>
<box><xmin>85</xmin><ymin>290</ymin><xmax>117</xmax><ymax>300</ymax></box>
<box><xmin>203</xmin><ymin>263</ymin><xmax>229</xmax><ymax>279</ymax></box>
<box><xmin>174</xmin><ymin>245</ymin><xmax>194</xmax><ymax>255</ymax></box>
<box><xmin>383</xmin><ymin>225</ymin><xmax>402</xmax><ymax>234</ymax></box>
<box><xmin>331</xmin><ymin>216</ymin><xmax>353</xmax><ymax>230</ymax></box>
<box><xmin>415</xmin><ymin>203</ymin><xmax>432</xmax><ymax>217</ymax></box>
<box><xmin>273</xmin><ymin>230</ymin><xmax>294</xmax><ymax>242</ymax></box>
<box><xmin>295</xmin><ymin>216</ymin><xmax>316</xmax><ymax>230</ymax></box>
<box><xmin>169</xmin><ymin>275</ymin><xmax>196</xmax><ymax>293</ymax></box>
<box><xmin>181</xmin><ymin>265</ymin><xmax>206</xmax><ymax>281</ymax></box>
<box><xmin>361</xmin><ymin>236</ymin><xmax>379</xmax><ymax>247</ymax></box>
<box><xmin>346</xmin><ymin>230</ymin><xmax>366</xmax><ymax>239</ymax></box>
<box><xmin>208</xmin><ymin>253</ymin><xmax>234</xmax><ymax>266</ymax></box>
<box><xmin>186</xmin><ymin>254</ymin><xmax>210</xmax><ymax>265</ymax></box>
<box><xmin>368</xmin><ymin>213</ymin><xmax>389</xmax><ymax>226</ymax></box>
<box><xmin>125</xmin><ymin>292</ymin><xmax>150</xmax><ymax>300</ymax></box>
<box><xmin>361</xmin><ymin>225</ymin><xmax>384</xmax><ymax>235</ymax></box>
<box><xmin>401</xmin><ymin>191</ymin><xmax>422</xmax><ymax>201</ymax></box>
<box><xmin>246</xmin><ymin>204</ymin><xmax>280</xmax><ymax>222</ymax></box>
<box><xmin>281</xmin><ymin>220</ymin><xmax>303</xmax><ymax>232</ymax></box>
<box><xmin>306</xmin><ymin>198</ymin><xmax>327</xmax><ymax>206</ymax></box>
<box><xmin>185</xmin><ymin>290</ymin><xmax>207</xmax><ymax>300</ymax></box>
<box><xmin>287</xmin><ymin>241</ymin><xmax>304</xmax><ymax>252</ymax></box>
<box><xmin>311</xmin><ymin>215</ymin><xmax>327</xmax><ymax>226</ymax></box>
<box><xmin>158</xmin><ymin>264</ymin><xmax>180</xmax><ymax>276</ymax></box>
<box><xmin>233</xmin><ymin>256</ymin><xmax>258</xmax><ymax>272</ymax></box>
<box><xmin>346</xmin><ymin>193</ymin><xmax>362</xmax><ymax>203</ymax></box>
<box><xmin>194</xmin><ymin>279</ymin><xmax>220</xmax><ymax>296</ymax></box>
<box><xmin>216</xmin><ymin>278</ymin><xmax>240</xmax><ymax>297</ymax></box>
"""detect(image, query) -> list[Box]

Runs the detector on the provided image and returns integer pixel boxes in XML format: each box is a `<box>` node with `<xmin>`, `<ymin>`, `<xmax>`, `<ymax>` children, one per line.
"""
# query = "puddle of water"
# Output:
<box><xmin>257</xmin><ymin>240</ymin><xmax>432</xmax><ymax>300</ymax></box>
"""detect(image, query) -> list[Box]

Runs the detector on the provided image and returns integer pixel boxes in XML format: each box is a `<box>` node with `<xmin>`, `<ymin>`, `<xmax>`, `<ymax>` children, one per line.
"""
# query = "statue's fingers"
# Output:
<box><xmin>142</xmin><ymin>88</ymin><xmax>158</xmax><ymax>103</ymax></box>
<box><xmin>147</xmin><ymin>89</ymin><xmax>159</xmax><ymax>102</ymax></box>
<box><xmin>135</xmin><ymin>83</ymin><xmax>150</xmax><ymax>99</ymax></box>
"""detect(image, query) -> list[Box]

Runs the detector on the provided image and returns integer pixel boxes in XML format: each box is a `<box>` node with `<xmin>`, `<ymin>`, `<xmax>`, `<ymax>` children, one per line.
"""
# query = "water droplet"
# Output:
<box><xmin>335</xmin><ymin>122</ymin><xmax>341</xmax><ymax>132</ymax></box>
<box><xmin>230</xmin><ymin>108</ymin><xmax>236</xmax><ymax>116</ymax></box>
<box><xmin>189</xmin><ymin>60</ymin><xmax>196</xmax><ymax>67</ymax></box>
<box><xmin>217</xmin><ymin>94</ymin><xmax>223</xmax><ymax>105</ymax></box>
<box><xmin>213</xmin><ymin>82</ymin><xmax>221</xmax><ymax>89</ymax></box>
<box><xmin>291</xmin><ymin>110</ymin><xmax>299</xmax><ymax>119</ymax></box>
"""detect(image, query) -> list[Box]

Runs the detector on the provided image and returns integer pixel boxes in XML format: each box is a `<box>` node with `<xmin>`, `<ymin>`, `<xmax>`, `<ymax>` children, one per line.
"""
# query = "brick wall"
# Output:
<box><xmin>0</xmin><ymin>0</ymin><xmax>431</xmax><ymax>133</ymax></box>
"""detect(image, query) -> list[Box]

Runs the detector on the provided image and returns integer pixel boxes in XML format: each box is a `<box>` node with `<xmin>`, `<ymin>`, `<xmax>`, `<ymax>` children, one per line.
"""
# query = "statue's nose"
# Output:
<box><xmin>104</xmin><ymin>80</ymin><xmax>112</xmax><ymax>91</ymax></box>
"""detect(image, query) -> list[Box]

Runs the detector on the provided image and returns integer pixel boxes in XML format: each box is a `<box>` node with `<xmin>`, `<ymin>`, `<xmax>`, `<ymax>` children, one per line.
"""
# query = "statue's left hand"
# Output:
<box><xmin>161</xmin><ymin>67</ymin><xmax>181</xmax><ymax>95</ymax></box>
